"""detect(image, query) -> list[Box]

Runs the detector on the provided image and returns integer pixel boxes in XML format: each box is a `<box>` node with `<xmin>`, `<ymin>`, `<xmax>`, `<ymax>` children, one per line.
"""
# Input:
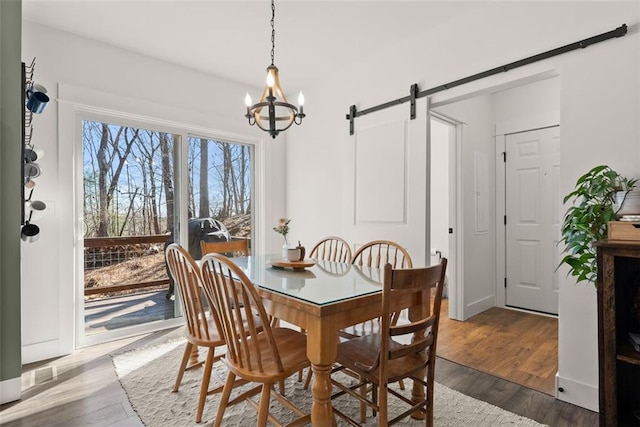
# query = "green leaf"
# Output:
<box><xmin>559</xmin><ymin>165</ymin><xmax>634</xmax><ymax>287</ymax></box>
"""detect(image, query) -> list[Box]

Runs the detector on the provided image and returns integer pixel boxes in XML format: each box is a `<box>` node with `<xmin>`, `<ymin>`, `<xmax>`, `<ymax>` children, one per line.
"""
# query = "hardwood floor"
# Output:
<box><xmin>0</xmin><ymin>308</ymin><xmax>597</xmax><ymax>426</ymax></box>
<box><xmin>437</xmin><ymin>299</ymin><xmax>558</xmax><ymax>395</ymax></box>
<box><xmin>435</xmin><ymin>359</ymin><xmax>598</xmax><ymax>426</ymax></box>
<box><xmin>0</xmin><ymin>328</ymin><xmax>179</xmax><ymax>427</ymax></box>
<box><xmin>435</xmin><ymin>301</ymin><xmax>597</xmax><ymax>425</ymax></box>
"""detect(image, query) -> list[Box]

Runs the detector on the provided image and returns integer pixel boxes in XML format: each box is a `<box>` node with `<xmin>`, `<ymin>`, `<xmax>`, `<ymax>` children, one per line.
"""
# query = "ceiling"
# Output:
<box><xmin>22</xmin><ymin>1</ymin><xmax>485</xmax><ymax>92</ymax></box>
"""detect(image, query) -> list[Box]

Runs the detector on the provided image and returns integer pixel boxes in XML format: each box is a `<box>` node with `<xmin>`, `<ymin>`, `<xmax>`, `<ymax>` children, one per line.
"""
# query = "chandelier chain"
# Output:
<box><xmin>270</xmin><ymin>0</ymin><xmax>275</xmax><ymax>66</ymax></box>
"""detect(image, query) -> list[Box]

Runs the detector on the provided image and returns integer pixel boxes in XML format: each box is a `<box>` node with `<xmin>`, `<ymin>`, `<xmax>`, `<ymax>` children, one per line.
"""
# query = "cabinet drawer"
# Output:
<box><xmin>608</xmin><ymin>221</ymin><xmax>640</xmax><ymax>241</ymax></box>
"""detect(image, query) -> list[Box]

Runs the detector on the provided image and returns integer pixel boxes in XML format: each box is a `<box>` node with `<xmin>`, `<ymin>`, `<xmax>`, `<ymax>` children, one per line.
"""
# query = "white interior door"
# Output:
<box><xmin>505</xmin><ymin>126</ymin><xmax>560</xmax><ymax>314</ymax></box>
<box><xmin>430</xmin><ymin>117</ymin><xmax>450</xmax><ymax>264</ymax></box>
<box><xmin>350</xmin><ymin>99</ymin><xmax>428</xmax><ymax>266</ymax></box>
<box><xmin>429</xmin><ymin>114</ymin><xmax>461</xmax><ymax>319</ymax></box>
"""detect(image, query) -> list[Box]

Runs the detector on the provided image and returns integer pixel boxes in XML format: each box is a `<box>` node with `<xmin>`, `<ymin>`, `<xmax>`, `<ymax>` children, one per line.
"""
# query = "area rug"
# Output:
<box><xmin>112</xmin><ymin>340</ymin><xmax>547</xmax><ymax>426</ymax></box>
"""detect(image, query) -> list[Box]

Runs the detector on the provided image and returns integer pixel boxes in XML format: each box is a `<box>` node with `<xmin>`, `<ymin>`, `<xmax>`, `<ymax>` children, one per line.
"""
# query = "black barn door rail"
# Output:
<box><xmin>346</xmin><ymin>24</ymin><xmax>627</xmax><ymax>135</ymax></box>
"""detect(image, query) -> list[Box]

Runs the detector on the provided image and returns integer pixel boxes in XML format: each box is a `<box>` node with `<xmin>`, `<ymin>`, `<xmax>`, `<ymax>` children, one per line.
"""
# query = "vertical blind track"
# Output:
<box><xmin>346</xmin><ymin>24</ymin><xmax>627</xmax><ymax>135</ymax></box>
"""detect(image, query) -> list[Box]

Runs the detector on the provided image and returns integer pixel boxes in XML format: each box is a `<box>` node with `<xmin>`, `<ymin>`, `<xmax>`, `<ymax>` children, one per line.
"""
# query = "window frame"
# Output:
<box><xmin>59</xmin><ymin>85</ymin><xmax>265</xmax><ymax>349</ymax></box>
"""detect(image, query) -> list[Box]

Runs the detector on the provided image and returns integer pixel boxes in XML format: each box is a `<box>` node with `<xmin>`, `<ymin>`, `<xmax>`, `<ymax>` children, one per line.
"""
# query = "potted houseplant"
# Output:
<box><xmin>559</xmin><ymin>165</ymin><xmax>637</xmax><ymax>285</ymax></box>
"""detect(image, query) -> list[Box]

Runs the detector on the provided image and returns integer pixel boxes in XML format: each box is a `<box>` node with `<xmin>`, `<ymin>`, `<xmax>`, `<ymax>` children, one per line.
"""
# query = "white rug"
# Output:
<box><xmin>112</xmin><ymin>340</ymin><xmax>547</xmax><ymax>426</ymax></box>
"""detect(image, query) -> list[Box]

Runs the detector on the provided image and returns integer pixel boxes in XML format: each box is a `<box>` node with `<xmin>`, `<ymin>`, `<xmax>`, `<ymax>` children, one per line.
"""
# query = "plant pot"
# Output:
<box><xmin>616</xmin><ymin>189</ymin><xmax>640</xmax><ymax>218</ymax></box>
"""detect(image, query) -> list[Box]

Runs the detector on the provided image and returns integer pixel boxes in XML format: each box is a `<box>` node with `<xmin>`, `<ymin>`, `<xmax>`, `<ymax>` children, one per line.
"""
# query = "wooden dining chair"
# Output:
<box><xmin>351</xmin><ymin>240</ymin><xmax>413</xmax><ymax>269</ymax></box>
<box><xmin>332</xmin><ymin>240</ymin><xmax>415</xmax><ymax>414</ymax></box>
<box><xmin>309</xmin><ymin>235</ymin><xmax>352</xmax><ymax>263</ymax></box>
<box><xmin>331</xmin><ymin>258</ymin><xmax>448</xmax><ymax>426</ymax></box>
<box><xmin>346</xmin><ymin>240</ymin><xmax>413</xmax><ymax>338</ymax></box>
<box><xmin>164</xmin><ymin>243</ymin><xmax>226</xmax><ymax>423</ymax></box>
<box><xmin>200</xmin><ymin>253</ymin><xmax>311</xmax><ymax>427</ymax></box>
<box><xmin>200</xmin><ymin>238</ymin><xmax>250</xmax><ymax>257</ymax></box>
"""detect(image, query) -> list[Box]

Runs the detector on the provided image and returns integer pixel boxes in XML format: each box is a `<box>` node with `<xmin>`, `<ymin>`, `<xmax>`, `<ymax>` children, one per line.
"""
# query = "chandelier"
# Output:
<box><xmin>244</xmin><ymin>0</ymin><xmax>305</xmax><ymax>139</ymax></box>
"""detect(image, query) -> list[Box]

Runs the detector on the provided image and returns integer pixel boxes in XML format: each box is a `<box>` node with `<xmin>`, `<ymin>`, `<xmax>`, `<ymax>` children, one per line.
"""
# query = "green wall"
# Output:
<box><xmin>0</xmin><ymin>0</ymin><xmax>23</xmax><ymax>402</ymax></box>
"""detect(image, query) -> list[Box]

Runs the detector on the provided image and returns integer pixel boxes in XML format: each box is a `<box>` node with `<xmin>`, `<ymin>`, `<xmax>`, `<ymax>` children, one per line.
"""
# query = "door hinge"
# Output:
<box><xmin>448</xmin><ymin>228</ymin><xmax>453</xmax><ymax>234</ymax></box>
<box><xmin>504</xmin><ymin>277</ymin><xmax>507</xmax><ymax>288</ymax></box>
<box><xmin>504</xmin><ymin>215</ymin><xmax>507</xmax><ymax>225</ymax></box>
<box><xmin>502</xmin><ymin>151</ymin><xmax>506</xmax><ymax>162</ymax></box>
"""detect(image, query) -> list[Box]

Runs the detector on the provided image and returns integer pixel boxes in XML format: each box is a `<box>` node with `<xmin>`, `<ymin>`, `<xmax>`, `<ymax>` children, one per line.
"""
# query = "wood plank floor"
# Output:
<box><xmin>1</xmin><ymin>307</ymin><xmax>597</xmax><ymax>426</ymax></box>
<box><xmin>434</xmin><ymin>358</ymin><xmax>598</xmax><ymax>426</ymax></box>
<box><xmin>437</xmin><ymin>299</ymin><xmax>558</xmax><ymax>395</ymax></box>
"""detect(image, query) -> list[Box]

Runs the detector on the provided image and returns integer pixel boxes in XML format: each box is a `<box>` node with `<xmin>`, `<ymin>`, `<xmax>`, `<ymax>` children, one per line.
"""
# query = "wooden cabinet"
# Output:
<box><xmin>596</xmin><ymin>241</ymin><xmax>640</xmax><ymax>426</ymax></box>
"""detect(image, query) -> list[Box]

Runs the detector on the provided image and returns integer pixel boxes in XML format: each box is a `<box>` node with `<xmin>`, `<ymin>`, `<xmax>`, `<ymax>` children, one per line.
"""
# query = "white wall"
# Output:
<box><xmin>285</xmin><ymin>2</ymin><xmax>640</xmax><ymax>411</ymax></box>
<box><xmin>556</xmin><ymin>16</ymin><xmax>640</xmax><ymax>408</ymax></box>
<box><xmin>435</xmin><ymin>95</ymin><xmax>496</xmax><ymax>319</ymax></box>
<box><xmin>493</xmin><ymin>77</ymin><xmax>560</xmax><ymax>133</ymax></box>
<box><xmin>20</xmin><ymin>21</ymin><xmax>288</xmax><ymax>362</ymax></box>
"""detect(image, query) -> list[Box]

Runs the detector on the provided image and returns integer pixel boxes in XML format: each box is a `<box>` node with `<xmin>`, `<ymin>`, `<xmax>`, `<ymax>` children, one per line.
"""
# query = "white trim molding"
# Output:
<box><xmin>555</xmin><ymin>372</ymin><xmax>598</xmax><ymax>412</ymax></box>
<box><xmin>0</xmin><ymin>377</ymin><xmax>21</xmax><ymax>405</ymax></box>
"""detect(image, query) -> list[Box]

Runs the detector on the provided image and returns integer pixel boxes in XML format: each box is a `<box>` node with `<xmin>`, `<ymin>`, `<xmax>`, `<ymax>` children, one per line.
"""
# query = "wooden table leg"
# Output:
<box><xmin>307</xmin><ymin>320</ymin><xmax>338</xmax><ymax>426</ymax></box>
<box><xmin>311</xmin><ymin>363</ymin><xmax>336</xmax><ymax>426</ymax></box>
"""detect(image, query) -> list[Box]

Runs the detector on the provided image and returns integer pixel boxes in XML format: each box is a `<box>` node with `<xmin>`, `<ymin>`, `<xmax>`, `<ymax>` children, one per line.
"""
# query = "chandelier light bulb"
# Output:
<box><xmin>298</xmin><ymin>92</ymin><xmax>305</xmax><ymax>106</ymax></box>
<box><xmin>245</xmin><ymin>93</ymin><xmax>252</xmax><ymax>107</ymax></box>
<box><xmin>266</xmin><ymin>70</ymin><xmax>275</xmax><ymax>88</ymax></box>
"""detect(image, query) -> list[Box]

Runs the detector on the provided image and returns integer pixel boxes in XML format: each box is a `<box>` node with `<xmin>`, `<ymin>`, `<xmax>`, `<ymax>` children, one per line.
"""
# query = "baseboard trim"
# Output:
<box><xmin>0</xmin><ymin>376</ymin><xmax>21</xmax><ymax>404</ymax></box>
<box><xmin>22</xmin><ymin>339</ymin><xmax>62</xmax><ymax>365</ymax></box>
<box><xmin>464</xmin><ymin>294</ymin><xmax>494</xmax><ymax>320</ymax></box>
<box><xmin>555</xmin><ymin>373</ymin><xmax>598</xmax><ymax>412</ymax></box>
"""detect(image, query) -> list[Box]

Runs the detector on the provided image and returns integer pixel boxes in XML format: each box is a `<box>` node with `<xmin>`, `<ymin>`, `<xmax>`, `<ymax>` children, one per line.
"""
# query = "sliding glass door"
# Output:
<box><xmin>76</xmin><ymin>117</ymin><xmax>256</xmax><ymax>347</ymax></box>
<box><xmin>80</xmin><ymin>119</ymin><xmax>179</xmax><ymax>345</ymax></box>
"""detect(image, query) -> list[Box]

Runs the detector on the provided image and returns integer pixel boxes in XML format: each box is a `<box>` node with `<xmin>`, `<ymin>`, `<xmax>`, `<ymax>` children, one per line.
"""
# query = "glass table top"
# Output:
<box><xmin>231</xmin><ymin>254</ymin><xmax>383</xmax><ymax>306</ymax></box>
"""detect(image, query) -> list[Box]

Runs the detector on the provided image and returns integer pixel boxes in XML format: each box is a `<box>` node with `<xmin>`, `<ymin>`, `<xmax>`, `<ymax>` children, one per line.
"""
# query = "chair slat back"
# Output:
<box><xmin>309</xmin><ymin>236</ymin><xmax>352</xmax><ymax>263</ymax></box>
<box><xmin>200</xmin><ymin>253</ymin><xmax>284</xmax><ymax>375</ymax></box>
<box><xmin>165</xmin><ymin>243</ymin><xmax>215</xmax><ymax>342</ymax></box>
<box><xmin>200</xmin><ymin>239</ymin><xmax>249</xmax><ymax>257</ymax></box>
<box><xmin>380</xmin><ymin>258</ymin><xmax>447</xmax><ymax>379</ymax></box>
<box><xmin>351</xmin><ymin>240</ymin><xmax>413</xmax><ymax>269</ymax></box>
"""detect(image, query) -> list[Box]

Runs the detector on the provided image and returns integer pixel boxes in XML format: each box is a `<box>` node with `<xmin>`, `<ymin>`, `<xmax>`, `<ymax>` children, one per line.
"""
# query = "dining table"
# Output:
<box><xmin>227</xmin><ymin>254</ymin><xmax>430</xmax><ymax>426</ymax></box>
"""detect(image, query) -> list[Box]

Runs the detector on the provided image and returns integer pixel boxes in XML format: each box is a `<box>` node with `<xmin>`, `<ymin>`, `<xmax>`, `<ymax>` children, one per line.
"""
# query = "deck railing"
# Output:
<box><xmin>84</xmin><ymin>234</ymin><xmax>170</xmax><ymax>296</ymax></box>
